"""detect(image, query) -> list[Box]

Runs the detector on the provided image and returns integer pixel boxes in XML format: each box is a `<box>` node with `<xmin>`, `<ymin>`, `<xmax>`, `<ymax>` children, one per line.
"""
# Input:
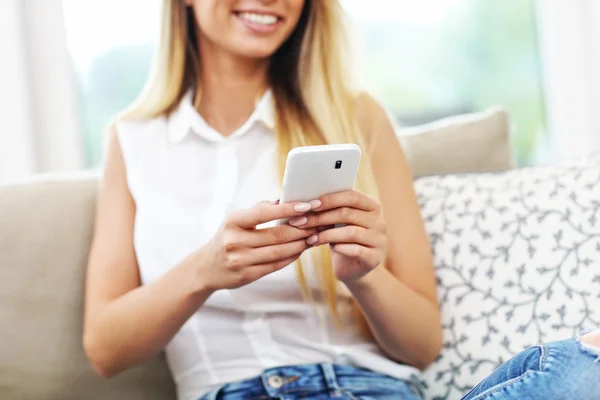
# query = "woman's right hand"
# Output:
<box><xmin>194</xmin><ymin>200</ymin><xmax>317</xmax><ymax>292</ymax></box>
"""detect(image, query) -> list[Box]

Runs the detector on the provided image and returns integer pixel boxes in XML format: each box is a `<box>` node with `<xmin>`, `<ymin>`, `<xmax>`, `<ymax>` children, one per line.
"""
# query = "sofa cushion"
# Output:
<box><xmin>0</xmin><ymin>173</ymin><xmax>176</xmax><ymax>400</ymax></box>
<box><xmin>398</xmin><ymin>107</ymin><xmax>514</xmax><ymax>177</ymax></box>
<box><xmin>417</xmin><ymin>155</ymin><xmax>600</xmax><ymax>400</ymax></box>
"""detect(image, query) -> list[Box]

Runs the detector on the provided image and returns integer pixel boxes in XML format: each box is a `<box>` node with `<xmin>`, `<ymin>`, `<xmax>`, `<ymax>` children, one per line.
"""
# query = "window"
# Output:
<box><xmin>62</xmin><ymin>0</ymin><xmax>545</xmax><ymax>167</ymax></box>
<box><xmin>342</xmin><ymin>0</ymin><xmax>546</xmax><ymax>165</ymax></box>
<box><xmin>62</xmin><ymin>0</ymin><xmax>160</xmax><ymax>167</ymax></box>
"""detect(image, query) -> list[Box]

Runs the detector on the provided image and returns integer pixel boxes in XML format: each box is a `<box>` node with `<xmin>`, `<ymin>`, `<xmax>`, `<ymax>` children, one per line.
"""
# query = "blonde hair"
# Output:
<box><xmin>122</xmin><ymin>0</ymin><xmax>379</xmax><ymax>331</ymax></box>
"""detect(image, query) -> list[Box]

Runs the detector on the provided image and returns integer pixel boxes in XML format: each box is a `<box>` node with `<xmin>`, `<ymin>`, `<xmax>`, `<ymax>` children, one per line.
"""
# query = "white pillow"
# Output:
<box><xmin>398</xmin><ymin>107</ymin><xmax>513</xmax><ymax>178</ymax></box>
<box><xmin>417</xmin><ymin>155</ymin><xmax>600</xmax><ymax>400</ymax></box>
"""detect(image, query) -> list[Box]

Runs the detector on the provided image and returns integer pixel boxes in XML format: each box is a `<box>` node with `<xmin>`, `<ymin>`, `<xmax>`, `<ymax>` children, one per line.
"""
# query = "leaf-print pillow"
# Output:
<box><xmin>416</xmin><ymin>155</ymin><xmax>600</xmax><ymax>400</ymax></box>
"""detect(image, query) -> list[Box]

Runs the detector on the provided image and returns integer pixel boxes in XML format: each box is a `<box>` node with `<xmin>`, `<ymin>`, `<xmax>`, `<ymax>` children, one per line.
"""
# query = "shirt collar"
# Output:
<box><xmin>167</xmin><ymin>89</ymin><xmax>276</xmax><ymax>143</ymax></box>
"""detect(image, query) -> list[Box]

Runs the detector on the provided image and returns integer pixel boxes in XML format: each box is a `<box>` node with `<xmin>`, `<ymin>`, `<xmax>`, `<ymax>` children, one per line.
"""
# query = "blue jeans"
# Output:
<box><xmin>200</xmin><ymin>338</ymin><xmax>600</xmax><ymax>399</ymax></box>
<box><xmin>461</xmin><ymin>337</ymin><xmax>600</xmax><ymax>400</ymax></box>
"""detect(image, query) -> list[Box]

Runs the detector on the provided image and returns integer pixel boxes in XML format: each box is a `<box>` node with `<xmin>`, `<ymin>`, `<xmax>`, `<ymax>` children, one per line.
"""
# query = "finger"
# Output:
<box><xmin>245</xmin><ymin>225</ymin><xmax>318</xmax><ymax>247</ymax></box>
<box><xmin>255</xmin><ymin>198</ymin><xmax>280</xmax><ymax>205</ymax></box>
<box><xmin>310</xmin><ymin>190</ymin><xmax>379</xmax><ymax>213</ymax></box>
<box><xmin>248</xmin><ymin>254</ymin><xmax>300</xmax><ymax>281</ymax></box>
<box><xmin>243</xmin><ymin>238</ymin><xmax>311</xmax><ymax>265</ymax></box>
<box><xmin>290</xmin><ymin>207</ymin><xmax>375</xmax><ymax>229</ymax></box>
<box><xmin>307</xmin><ymin>225</ymin><xmax>382</xmax><ymax>248</ymax></box>
<box><xmin>317</xmin><ymin>225</ymin><xmax>335</xmax><ymax>232</ymax></box>
<box><xmin>330</xmin><ymin>243</ymin><xmax>379</xmax><ymax>266</ymax></box>
<box><xmin>231</xmin><ymin>201</ymin><xmax>314</xmax><ymax>229</ymax></box>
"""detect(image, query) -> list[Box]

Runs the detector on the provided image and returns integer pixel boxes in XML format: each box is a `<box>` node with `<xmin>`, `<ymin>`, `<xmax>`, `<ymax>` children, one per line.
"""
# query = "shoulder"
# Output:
<box><xmin>105</xmin><ymin>115</ymin><xmax>169</xmax><ymax>169</ymax></box>
<box><xmin>111</xmin><ymin>115</ymin><xmax>169</xmax><ymax>151</ymax></box>
<box><xmin>114</xmin><ymin>115</ymin><xmax>168</xmax><ymax>140</ymax></box>
<box><xmin>354</xmin><ymin>92</ymin><xmax>401</xmax><ymax>152</ymax></box>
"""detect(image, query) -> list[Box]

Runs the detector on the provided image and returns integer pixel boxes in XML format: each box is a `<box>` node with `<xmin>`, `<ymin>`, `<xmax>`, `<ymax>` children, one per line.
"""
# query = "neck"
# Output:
<box><xmin>194</xmin><ymin>37</ymin><xmax>270</xmax><ymax>136</ymax></box>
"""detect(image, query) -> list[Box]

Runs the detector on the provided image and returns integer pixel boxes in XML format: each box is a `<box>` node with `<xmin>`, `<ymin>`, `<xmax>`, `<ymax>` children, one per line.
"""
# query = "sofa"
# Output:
<box><xmin>1</xmin><ymin>108</ymin><xmax>598</xmax><ymax>400</ymax></box>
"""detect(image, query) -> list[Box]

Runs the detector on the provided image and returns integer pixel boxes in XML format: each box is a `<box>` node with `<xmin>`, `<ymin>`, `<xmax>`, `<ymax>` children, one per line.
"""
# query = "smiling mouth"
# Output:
<box><xmin>234</xmin><ymin>11</ymin><xmax>281</xmax><ymax>26</ymax></box>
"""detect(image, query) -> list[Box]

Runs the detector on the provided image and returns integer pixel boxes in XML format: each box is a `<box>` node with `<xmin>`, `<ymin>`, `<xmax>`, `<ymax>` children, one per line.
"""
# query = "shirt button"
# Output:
<box><xmin>267</xmin><ymin>375</ymin><xmax>284</xmax><ymax>389</ymax></box>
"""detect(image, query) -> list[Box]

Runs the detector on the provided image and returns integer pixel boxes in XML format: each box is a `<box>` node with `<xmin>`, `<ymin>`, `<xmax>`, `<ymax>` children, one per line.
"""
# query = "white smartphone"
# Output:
<box><xmin>279</xmin><ymin>144</ymin><xmax>361</xmax><ymax>223</ymax></box>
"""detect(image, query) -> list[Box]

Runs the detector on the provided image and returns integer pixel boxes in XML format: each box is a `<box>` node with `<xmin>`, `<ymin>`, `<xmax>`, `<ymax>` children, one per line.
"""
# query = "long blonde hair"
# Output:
<box><xmin>123</xmin><ymin>0</ymin><xmax>380</xmax><ymax>330</ymax></box>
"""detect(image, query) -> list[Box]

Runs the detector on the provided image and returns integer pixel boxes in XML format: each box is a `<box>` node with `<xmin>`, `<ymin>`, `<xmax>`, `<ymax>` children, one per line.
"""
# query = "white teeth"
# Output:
<box><xmin>238</xmin><ymin>12</ymin><xmax>278</xmax><ymax>25</ymax></box>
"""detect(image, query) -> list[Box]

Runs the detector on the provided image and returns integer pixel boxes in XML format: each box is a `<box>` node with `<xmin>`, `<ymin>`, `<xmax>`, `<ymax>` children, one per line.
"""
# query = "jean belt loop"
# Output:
<box><xmin>319</xmin><ymin>363</ymin><xmax>341</xmax><ymax>394</ymax></box>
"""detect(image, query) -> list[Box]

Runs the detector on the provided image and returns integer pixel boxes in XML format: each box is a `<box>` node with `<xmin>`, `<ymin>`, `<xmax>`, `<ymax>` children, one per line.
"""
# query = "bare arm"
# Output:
<box><xmin>346</xmin><ymin>264</ymin><xmax>442</xmax><ymax>369</ymax></box>
<box><xmin>83</xmin><ymin>129</ymin><xmax>214</xmax><ymax>377</ymax></box>
<box><xmin>293</xmin><ymin>96</ymin><xmax>442</xmax><ymax>369</ymax></box>
<box><xmin>348</xmin><ymin>95</ymin><xmax>443</xmax><ymax>369</ymax></box>
<box><xmin>84</xmin><ymin>129</ymin><xmax>317</xmax><ymax>377</ymax></box>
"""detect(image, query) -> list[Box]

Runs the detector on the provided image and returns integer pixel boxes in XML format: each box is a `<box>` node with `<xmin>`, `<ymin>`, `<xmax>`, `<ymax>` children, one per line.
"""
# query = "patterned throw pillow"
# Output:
<box><xmin>416</xmin><ymin>155</ymin><xmax>600</xmax><ymax>400</ymax></box>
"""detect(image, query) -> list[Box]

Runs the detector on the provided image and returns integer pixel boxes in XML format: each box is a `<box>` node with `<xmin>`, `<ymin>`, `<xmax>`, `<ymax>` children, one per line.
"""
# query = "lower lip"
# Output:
<box><xmin>235</xmin><ymin>13</ymin><xmax>281</xmax><ymax>34</ymax></box>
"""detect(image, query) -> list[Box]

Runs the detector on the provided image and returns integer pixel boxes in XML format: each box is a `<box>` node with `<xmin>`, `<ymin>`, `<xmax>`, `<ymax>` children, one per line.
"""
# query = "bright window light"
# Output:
<box><xmin>62</xmin><ymin>0</ymin><xmax>545</xmax><ymax>166</ymax></box>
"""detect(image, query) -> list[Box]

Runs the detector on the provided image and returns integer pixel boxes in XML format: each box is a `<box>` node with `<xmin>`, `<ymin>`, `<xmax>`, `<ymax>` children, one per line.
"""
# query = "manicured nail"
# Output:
<box><xmin>307</xmin><ymin>234</ymin><xmax>318</xmax><ymax>245</ymax></box>
<box><xmin>294</xmin><ymin>203</ymin><xmax>311</xmax><ymax>213</ymax></box>
<box><xmin>289</xmin><ymin>216</ymin><xmax>307</xmax><ymax>226</ymax></box>
<box><xmin>309</xmin><ymin>200</ymin><xmax>322</xmax><ymax>209</ymax></box>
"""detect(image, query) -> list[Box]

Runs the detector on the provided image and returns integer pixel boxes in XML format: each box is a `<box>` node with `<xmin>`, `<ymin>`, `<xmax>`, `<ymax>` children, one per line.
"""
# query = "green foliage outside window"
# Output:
<box><xmin>75</xmin><ymin>0</ymin><xmax>544</xmax><ymax>167</ymax></box>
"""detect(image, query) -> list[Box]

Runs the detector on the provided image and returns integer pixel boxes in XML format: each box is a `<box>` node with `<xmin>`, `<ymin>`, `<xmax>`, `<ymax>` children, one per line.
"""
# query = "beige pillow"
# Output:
<box><xmin>0</xmin><ymin>173</ymin><xmax>176</xmax><ymax>400</ymax></box>
<box><xmin>397</xmin><ymin>107</ymin><xmax>514</xmax><ymax>177</ymax></box>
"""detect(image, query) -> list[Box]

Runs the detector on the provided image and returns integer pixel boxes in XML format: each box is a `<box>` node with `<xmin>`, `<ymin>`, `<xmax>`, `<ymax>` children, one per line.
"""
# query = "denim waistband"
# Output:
<box><xmin>202</xmin><ymin>363</ymin><xmax>424</xmax><ymax>399</ymax></box>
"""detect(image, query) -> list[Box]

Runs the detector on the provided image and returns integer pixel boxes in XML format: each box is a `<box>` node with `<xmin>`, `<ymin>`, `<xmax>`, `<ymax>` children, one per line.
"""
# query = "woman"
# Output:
<box><xmin>83</xmin><ymin>1</ymin><xmax>600</xmax><ymax>399</ymax></box>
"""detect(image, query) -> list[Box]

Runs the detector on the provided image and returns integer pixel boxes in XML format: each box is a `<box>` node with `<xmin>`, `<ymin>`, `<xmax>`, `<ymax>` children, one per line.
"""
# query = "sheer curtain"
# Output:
<box><xmin>0</xmin><ymin>0</ymin><xmax>83</xmax><ymax>184</ymax></box>
<box><xmin>536</xmin><ymin>0</ymin><xmax>600</xmax><ymax>161</ymax></box>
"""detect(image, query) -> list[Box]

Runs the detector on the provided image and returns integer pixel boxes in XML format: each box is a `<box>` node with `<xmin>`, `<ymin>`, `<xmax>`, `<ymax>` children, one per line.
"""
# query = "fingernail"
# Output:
<box><xmin>289</xmin><ymin>216</ymin><xmax>307</xmax><ymax>226</ymax></box>
<box><xmin>294</xmin><ymin>203</ymin><xmax>311</xmax><ymax>213</ymax></box>
<box><xmin>307</xmin><ymin>234</ymin><xmax>318</xmax><ymax>245</ymax></box>
<box><xmin>309</xmin><ymin>200</ymin><xmax>322</xmax><ymax>209</ymax></box>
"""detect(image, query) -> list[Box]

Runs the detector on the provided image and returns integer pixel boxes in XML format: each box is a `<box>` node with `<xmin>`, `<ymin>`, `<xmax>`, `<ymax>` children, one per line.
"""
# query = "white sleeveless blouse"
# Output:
<box><xmin>116</xmin><ymin>90</ymin><xmax>420</xmax><ymax>400</ymax></box>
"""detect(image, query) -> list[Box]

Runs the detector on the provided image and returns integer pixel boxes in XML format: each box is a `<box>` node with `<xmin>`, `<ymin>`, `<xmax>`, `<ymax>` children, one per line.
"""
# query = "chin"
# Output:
<box><xmin>235</xmin><ymin>45</ymin><xmax>281</xmax><ymax>60</ymax></box>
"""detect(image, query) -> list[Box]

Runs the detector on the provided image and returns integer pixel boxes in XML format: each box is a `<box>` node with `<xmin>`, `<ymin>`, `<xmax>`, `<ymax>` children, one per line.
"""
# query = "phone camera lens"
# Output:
<box><xmin>335</xmin><ymin>160</ymin><xmax>342</xmax><ymax>169</ymax></box>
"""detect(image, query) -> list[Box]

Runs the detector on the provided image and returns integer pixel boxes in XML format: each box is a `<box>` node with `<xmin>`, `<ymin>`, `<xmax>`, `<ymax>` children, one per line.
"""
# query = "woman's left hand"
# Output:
<box><xmin>288</xmin><ymin>190</ymin><xmax>387</xmax><ymax>283</ymax></box>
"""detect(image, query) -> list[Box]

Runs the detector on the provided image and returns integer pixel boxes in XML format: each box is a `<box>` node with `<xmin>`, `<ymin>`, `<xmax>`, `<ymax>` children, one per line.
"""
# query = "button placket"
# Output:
<box><xmin>214</xmin><ymin>141</ymin><xmax>238</xmax><ymax>215</ymax></box>
<box><xmin>216</xmin><ymin>141</ymin><xmax>240</xmax><ymax>307</ymax></box>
